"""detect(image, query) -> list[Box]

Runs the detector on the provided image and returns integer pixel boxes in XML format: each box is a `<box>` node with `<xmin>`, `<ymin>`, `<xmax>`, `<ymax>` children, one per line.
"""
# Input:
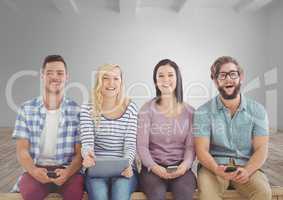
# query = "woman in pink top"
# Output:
<box><xmin>137</xmin><ymin>59</ymin><xmax>196</xmax><ymax>200</ymax></box>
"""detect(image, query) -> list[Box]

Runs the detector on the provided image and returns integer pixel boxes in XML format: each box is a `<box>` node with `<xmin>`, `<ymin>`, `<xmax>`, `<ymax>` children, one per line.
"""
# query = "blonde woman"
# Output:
<box><xmin>80</xmin><ymin>64</ymin><xmax>138</xmax><ymax>200</ymax></box>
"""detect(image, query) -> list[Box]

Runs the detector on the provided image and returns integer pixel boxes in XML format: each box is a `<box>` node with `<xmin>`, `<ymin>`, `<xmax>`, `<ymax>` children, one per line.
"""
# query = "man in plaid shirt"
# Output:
<box><xmin>12</xmin><ymin>55</ymin><xmax>83</xmax><ymax>200</ymax></box>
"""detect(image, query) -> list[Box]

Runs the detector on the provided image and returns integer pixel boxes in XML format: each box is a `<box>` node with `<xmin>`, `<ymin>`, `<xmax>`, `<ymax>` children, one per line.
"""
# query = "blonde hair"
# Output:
<box><xmin>91</xmin><ymin>64</ymin><xmax>128</xmax><ymax>126</ymax></box>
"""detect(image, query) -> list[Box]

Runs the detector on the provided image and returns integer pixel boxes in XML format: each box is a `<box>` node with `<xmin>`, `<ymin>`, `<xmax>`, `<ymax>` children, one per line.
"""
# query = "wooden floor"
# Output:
<box><xmin>0</xmin><ymin>128</ymin><xmax>283</xmax><ymax>192</ymax></box>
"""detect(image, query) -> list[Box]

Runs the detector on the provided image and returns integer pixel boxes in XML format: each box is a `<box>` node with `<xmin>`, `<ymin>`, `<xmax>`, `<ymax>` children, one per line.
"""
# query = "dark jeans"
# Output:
<box><xmin>140</xmin><ymin>166</ymin><xmax>196</xmax><ymax>200</ymax></box>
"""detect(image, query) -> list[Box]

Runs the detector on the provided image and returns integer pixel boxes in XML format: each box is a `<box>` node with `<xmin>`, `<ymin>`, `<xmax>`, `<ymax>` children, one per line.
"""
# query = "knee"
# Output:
<box><xmin>85</xmin><ymin>178</ymin><xmax>108</xmax><ymax>199</ymax></box>
<box><xmin>19</xmin><ymin>182</ymin><xmax>38</xmax><ymax>194</ymax></box>
<box><xmin>197</xmin><ymin>177</ymin><xmax>220</xmax><ymax>199</ymax></box>
<box><xmin>112</xmin><ymin>188</ymin><xmax>132</xmax><ymax>200</ymax></box>
<box><xmin>20</xmin><ymin>187</ymin><xmax>46</xmax><ymax>200</ymax></box>
<box><xmin>172</xmin><ymin>171</ymin><xmax>196</xmax><ymax>192</ymax></box>
<box><xmin>253</xmin><ymin>185</ymin><xmax>272</xmax><ymax>200</ymax></box>
<box><xmin>20</xmin><ymin>190</ymin><xmax>37</xmax><ymax>200</ymax></box>
<box><xmin>19</xmin><ymin>179</ymin><xmax>44</xmax><ymax>200</ymax></box>
<box><xmin>87</xmin><ymin>187</ymin><xmax>108</xmax><ymax>200</ymax></box>
<box><xmin>144</xmin><ymin>190</ymin><xmax>166</xmax><ymax>200</ymax></box>
<box><xmin>141</xmin><ymin>181</ymin><xmax>166</xmax><ymax>200</ymax></box>
<box><xmin>197</xmin><ymin>175</ymin><xmax>209</xmax><ymax>192</ymax></box>
<box><xmin>67</xmin><ymin>175</ymin><xmax>84</xmax><ymax>190</ymax></box>
<box><xmin>61</xmin><ymin>175</ymin><xmax>84</xmax><ymax>200</ymax></box>
<box><xmin>197</xmin><ymin>169</ymin><xmax>219</xmax><ymax>191</ymax></box>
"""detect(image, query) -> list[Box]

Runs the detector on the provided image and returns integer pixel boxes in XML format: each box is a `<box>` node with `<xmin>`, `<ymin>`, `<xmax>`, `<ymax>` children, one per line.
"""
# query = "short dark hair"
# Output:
<box><xmin>153</xmin><ymin>59</ymin><xmax>183</xmax><ymax>104</ymax></box>
<box><xmin>42</xmin><ymin>55</ymin><xmax>67</xmax><ymax>71</ymax></box>
<box><xmin>210</xmin><ymin>56</ymin><xmax>243</xmax><ymax>80</ymax></box>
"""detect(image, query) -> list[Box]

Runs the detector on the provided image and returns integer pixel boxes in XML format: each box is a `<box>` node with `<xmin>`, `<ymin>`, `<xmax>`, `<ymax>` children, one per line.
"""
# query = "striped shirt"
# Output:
<box><xmin>80</xmin><ymin>101</ymin><xmax>138</xmax><ymax>165</ymax></box>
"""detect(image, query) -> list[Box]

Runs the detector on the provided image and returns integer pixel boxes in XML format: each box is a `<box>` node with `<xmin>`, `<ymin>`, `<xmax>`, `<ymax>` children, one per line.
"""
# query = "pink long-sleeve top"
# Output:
<box><xmin>137</xmin><ymin>99</ymin><xmax>195</xmax><ymax>169</ymax></box>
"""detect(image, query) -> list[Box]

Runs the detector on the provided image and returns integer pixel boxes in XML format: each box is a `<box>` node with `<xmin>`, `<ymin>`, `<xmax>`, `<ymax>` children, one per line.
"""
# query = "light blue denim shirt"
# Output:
<box><xmin>193</xmin><ymin>94</ymin><xmax>269</xmax><ymax>166</ymax></box>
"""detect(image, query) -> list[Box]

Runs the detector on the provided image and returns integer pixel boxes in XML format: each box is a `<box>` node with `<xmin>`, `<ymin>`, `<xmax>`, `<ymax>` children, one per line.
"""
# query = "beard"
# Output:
<box><xmin>45</xmin><ymin>85</ymin><xmax>63</xmax><ymax>95</ymax></box>
<box><xmin>218</xmin><ymin>82</ymin><xmax>241</xmax><ymax>100</ymax></box>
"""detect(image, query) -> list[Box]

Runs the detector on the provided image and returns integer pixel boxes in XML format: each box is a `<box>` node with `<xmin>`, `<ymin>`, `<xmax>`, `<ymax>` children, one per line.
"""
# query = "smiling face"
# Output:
<box><xmin>41</xmin><ymin>61</ymin><xmax>68</xmax><ymax>95</ymax></box>
<box><xmin>215</xmin><ymin>62</ymin><xmax>242</xmax><ymax>100</ymax></box>
<box><xmin>156</xmin><ymin>64</ymin><xmax>177</xmax><ymax>96</ymax></box>
<box><xmin>100</xmin><ymin>67</ymin><xmax>122</xmax><ymax>98</ymax></box>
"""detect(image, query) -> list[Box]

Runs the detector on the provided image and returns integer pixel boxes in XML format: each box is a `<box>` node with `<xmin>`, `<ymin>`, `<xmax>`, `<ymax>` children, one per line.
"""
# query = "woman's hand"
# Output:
<box><xmin>151</xmin><ymin>164</ymin><xmax>170</xmax><ymax>179</ymax></box>
<box><xmin>168</xmin><ymin>162</ymin><xmax>188</xmax><ymax>179</ymax></box>
<box><xmin>82</xmin><ymin>150</ymin><xmax>95</xmax><ymax>168</ymax></box>
<box><xmin>121</xmin><ymin>166</ymin><xmax>133</xmax><ymax>178</ymax></box>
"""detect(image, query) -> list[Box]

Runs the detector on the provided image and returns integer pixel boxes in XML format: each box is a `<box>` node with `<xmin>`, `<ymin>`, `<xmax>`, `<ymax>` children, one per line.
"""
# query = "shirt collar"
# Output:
<box><xmin>37</xmin><ymin>96</ymin><xmax>67</xmax><ymax>115</ymax></box>
<box><xmin>215</xmin><ymin>93</ymin><xmax>247</xmax><ymax>112</ymax></box>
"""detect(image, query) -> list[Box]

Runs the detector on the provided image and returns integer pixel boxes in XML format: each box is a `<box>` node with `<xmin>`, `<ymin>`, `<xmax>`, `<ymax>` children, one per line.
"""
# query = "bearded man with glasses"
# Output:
<box><xmin>193</xmin><ymin>56</ymin><xmax>271</xmax><ymax>200</ymax></box>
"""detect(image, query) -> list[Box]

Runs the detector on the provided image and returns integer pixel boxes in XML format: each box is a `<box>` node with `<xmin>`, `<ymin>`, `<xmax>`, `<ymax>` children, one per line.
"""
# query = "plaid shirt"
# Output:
<box><xmin>11</xmin><ymin>96</ymin><xmax>80</xmax><ymax>192</ymax></box>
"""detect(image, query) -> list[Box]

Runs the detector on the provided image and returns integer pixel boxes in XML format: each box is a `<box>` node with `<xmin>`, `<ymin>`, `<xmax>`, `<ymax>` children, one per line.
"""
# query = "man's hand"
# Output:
<box><xmin>214</xmin><ymin>165</ymin><xmax>237</xmax><ymax>181</ymax></box>
<box><xmin>30</xmin><ymin>166</ymin><xmax>51</xmax><ymax>184</ymax></box>
<box><xmin>232</xmin><ymin>167</ymin><xmax>250</xmax><ymax>184</ymax></box>
<box><xmin>151</xmin><ymin>164</ymin><xmax>170</xmax><ymax>179</ymax></box>
<box><xmin>50</xmin><ymin>168</ymin><xmax>71</xmax><ymax>186</ymax></box>
<box><xmin>82</xmin><ymin>150</ymin><xmax>95</xmax><ymax>168</ymax></box>
<box><xmin>168</xmin><ymin>163</ymin><xmax>188</xmax><ymax>179</ymax></box>
<box><xmin>121</xmin><ymin>166</ymin><xmax>133</xmax><ymax>178</ymax></box>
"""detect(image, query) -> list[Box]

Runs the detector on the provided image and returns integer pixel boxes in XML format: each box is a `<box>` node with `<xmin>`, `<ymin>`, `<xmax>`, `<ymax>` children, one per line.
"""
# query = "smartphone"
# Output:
<box><xmin>47</xmin><ymin>171</ymin><xmax>59</xmax><ymax>178</ymax></box>
<box><xmin>166</xmin><ymin>165</ymin><xmax>178</xmax><ymax>173</ymax></box>
<box><xmin>224</xmin><ymin>166</ymin><xmax>237</xmax><ymax>173</ymax></box>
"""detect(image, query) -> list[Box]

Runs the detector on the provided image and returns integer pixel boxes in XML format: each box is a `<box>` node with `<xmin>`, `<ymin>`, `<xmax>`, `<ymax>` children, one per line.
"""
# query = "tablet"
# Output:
<box><xmin>87</xmin><ymin>157</ymin><xmax>129</xmax><ymax>178</ymax></box>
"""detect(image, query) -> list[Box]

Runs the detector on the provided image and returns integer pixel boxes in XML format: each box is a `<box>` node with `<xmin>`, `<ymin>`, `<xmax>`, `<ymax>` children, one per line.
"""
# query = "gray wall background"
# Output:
<box><xmin>0</xmin><ymin>0</ymin><xmax>282</xmax><ymax>130</ymax></box>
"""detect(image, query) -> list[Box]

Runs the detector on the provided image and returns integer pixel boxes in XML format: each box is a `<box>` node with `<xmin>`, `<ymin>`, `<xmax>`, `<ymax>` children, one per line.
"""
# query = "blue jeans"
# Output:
<box><xmin>85</xmin><ymin>172</ymin><xmax>138</xmax><ymax>200</ymax></box>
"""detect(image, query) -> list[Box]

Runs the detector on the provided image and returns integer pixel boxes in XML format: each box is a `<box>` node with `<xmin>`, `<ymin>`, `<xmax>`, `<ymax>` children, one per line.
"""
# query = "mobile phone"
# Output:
<box><xmin>224</xmin><ymin>166</ymin><xmax>237</xmax><ymax>173</ymax></box>
<box><xmin>47</xmin><ymin>171</ymin><xmax>59</xmax><ymax>178</ymax></box>
<box><xmin>166</xmin><ymin>165</ymin><xmax>178</xmax><ymax>173</ymax></box>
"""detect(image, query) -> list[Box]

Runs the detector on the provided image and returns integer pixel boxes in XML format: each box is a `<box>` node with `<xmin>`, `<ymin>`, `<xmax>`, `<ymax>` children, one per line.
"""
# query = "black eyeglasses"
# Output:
<box><xmin>217</xmin><ymin>71</ymin><xmax>240</xmax><ymax>80</ymax></box>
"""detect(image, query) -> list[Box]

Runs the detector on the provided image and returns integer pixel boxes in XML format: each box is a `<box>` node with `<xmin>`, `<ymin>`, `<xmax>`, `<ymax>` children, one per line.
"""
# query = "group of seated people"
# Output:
<box><xmin>12</xmin><ymin>55</ymin><xmax>271</xmax><ymax>200</ymax></box>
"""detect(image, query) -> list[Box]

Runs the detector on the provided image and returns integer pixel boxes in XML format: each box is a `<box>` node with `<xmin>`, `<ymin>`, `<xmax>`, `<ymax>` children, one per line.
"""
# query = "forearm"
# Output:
<box><xmin>66</xmin><ymin>143</ymin><xmax>83</xmax><ymax>176</ymax></box>
<box><xmin>17</xmin><ymin>149</ymin><xmax>36</xmax><ymax>173</ymax></box>
<box><xmin>65</xmin><ymin>153</ymin><xmax>82</xmax><ymax>176</ymax></box>
<box><xmin>245</xmin><ymin>146</ymin><xmax>268</xmax><ymax>175</ymax></box>
<box><xmin>137</xmin><ymin>146</ymin><xmax>157</xmax><ymax>168</ymax></box>
<box><xmin>124</xmin><ymin>127</ymin><xmax>137</xmax><ymax>165</ymax></box>
<box><xmin>197</xmin><ymin>149</ymin><xmax>219</xmax><ymax>173</ymax></box>
<box><xmin>194</xmin><ymin>137</ymin><xmax>219</xmax><ymax>173</ymax></box>
<box><xmin>137</xmin><ymin>131</ymin><xmax>156</xmax><ymax>167</ymax></box>
<box><xmin>124</xmin><ymin>143</ymin><xmax>136</xmax><ymax>165</ymax></box>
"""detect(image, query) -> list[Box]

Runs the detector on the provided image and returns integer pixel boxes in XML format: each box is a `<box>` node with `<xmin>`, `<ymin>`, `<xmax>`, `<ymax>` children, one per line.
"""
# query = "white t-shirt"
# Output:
<box><xmin>37</xmin><ymin>109</ymin><xmax>61</xmax><ymax>165</ymax></box>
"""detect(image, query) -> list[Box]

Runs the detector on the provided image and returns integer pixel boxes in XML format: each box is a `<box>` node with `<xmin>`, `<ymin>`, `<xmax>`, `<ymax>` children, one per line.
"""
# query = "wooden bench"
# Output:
<box><xmin>1</xmin><ymin>187</ymin><xmax>283</xmax><ymax>200</ymax></box>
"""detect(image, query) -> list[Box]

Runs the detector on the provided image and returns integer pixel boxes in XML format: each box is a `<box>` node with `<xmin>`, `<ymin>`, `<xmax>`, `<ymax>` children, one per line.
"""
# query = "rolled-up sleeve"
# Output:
<box><xmin>12</xmin><ymin>106</ymin><xmax>29</xmax><ymax>140</ymax></box>
<box><xmin>252</xmin><ymin>103</ymin><xmax>269</xmax><ymax>136</ymax></box>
